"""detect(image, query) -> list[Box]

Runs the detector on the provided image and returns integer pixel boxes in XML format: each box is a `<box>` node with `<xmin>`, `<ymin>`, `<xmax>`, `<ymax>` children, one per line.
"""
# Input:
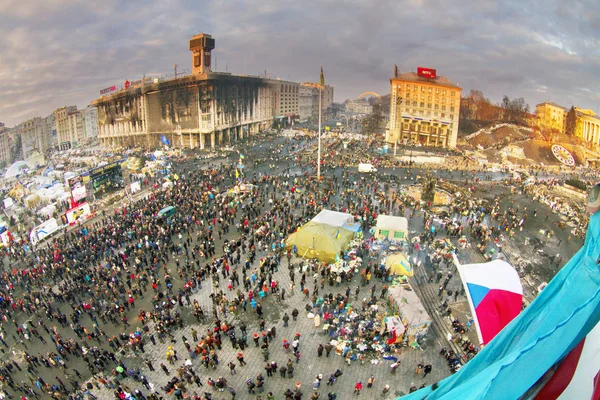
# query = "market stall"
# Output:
<box><xmin>375</xmin><ymin>214</ymin><xmax>409</xmax><ymax>242</ymax></box>
<box><xmin>384</xmin><ymin>315</ymin><xmax>406</xmax><ymax>344</ymax></box>
<box><xmin>387</xmin><ymin>283</ymin><xmax>432</xmax><ymax>348</ymax></box>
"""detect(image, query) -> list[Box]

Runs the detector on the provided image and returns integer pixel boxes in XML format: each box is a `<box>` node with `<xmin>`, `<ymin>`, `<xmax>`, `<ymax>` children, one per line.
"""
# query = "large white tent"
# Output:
<box><xmin>4</xmin><ymin>161</ymin><xmax>29</xmax><ymax>179</ymax></box>
<box><xmin>312</xmin><ymin>209</ymin><xmax>357</xmax><ymax>229</ymax></box>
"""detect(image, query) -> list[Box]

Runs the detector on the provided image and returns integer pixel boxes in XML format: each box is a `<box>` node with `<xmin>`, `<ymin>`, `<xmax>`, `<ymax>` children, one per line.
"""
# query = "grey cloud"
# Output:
<box><xmin>1</xmin><ymin>0</ymin><xmax>599</xmax><ymax>126</ymax></box>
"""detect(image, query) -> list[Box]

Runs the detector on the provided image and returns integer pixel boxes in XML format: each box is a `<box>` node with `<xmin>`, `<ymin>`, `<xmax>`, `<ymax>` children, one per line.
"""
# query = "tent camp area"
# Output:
<box><xmin>375</xmin><ymin>214</ymin><xmax>409</xmax><ymax>242</ymax></box>
<box><xmin>285</xmin><ymin>209</ymin><xmax>361</xmax><ymax>263</ymax></box>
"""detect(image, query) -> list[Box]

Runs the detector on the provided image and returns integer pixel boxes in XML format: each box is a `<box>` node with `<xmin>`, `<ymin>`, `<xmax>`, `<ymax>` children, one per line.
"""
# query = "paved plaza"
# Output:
<box><xmin>85</xmin><ymin>246</ymin><xmax>451</xmax><ymax>399</ymax></box>
<box><xmin>0</xmin><ymin>136</ymin><xmax>587</xmax><ymax>400</ymax></box>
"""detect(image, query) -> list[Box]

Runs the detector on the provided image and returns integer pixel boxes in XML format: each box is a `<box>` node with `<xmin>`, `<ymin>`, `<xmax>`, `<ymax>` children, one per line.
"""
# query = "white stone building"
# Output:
<box><xmin>82</xmin><ymin>105</ymin><xmax>99</xmax><ymax>140</ymax></box>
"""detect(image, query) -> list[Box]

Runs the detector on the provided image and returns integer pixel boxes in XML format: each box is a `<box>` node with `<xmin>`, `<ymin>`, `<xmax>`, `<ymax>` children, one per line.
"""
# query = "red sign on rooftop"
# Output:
<box><xmin>417</xmin><ymin>67</ymin><xmax>436</xmax><ymax>79</ymax></box>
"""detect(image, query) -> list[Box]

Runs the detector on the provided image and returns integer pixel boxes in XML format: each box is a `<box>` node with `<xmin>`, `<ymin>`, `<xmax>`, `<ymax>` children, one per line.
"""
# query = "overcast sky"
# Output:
<box><xmin>1</xmin><ymin>0</ymin><xmax>599</xmax><ymax>126</ymax></box>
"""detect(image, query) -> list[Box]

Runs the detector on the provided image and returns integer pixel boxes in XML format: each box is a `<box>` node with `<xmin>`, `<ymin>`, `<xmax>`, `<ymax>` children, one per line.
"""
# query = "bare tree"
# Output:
<box><xmin>500</xmin><ymin>96</ymin><xmax>530</xmax><ymax>125</ymax></box>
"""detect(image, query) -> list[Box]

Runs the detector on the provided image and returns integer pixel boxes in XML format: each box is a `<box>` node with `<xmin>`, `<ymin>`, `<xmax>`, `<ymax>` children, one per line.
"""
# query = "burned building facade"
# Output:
<box><xmin>93</xmin><ymin>34</ymin><xmax>280</xmax><ymax>149</ymax></box>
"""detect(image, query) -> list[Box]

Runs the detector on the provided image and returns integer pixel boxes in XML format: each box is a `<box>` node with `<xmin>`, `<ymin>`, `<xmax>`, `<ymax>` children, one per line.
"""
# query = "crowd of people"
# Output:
<box><xmin>0</xmin><ymin>135</ymin><xmax>411</xmax><ymax>399</ymax></box>
<box><xmin>0</xmin><ymin>131</ymin><xmax>589</xmax><ymax>399</ymax></box>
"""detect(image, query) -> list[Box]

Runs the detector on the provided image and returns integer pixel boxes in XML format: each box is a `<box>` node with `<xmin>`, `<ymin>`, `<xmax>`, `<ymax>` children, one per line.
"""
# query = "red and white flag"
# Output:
<box><xmin>457</xmin><ymin>259</ymin><xmax>523</xmax><ymax>344</ymax></box>
<box><xmin>534</xmin><ymin>320</ymin><xmax>600</xmax><ymax>400</ymax></box>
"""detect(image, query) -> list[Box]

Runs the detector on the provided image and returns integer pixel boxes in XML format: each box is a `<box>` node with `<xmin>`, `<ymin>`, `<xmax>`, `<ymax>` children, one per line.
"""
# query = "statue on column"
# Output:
<box><xmin>422</xmin><ymin>171</ymin><xmax>436</xmax><ymax>204</ymax></box>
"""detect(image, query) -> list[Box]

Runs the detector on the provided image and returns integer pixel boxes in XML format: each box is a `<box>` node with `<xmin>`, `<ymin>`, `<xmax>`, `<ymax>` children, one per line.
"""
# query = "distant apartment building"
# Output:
<box><xmin>346</xmin><ymin>99</ymin><xmax>373</xmax><ymax>114</ymax></box>
<box><xmin>322</xmin><ymin>85</ymin><xmax>334</xmax><ymax>116</ymax></box>
<box><xmin>54</xmin><ymin>105</ymin><xmax>77</xmax><ymax>149</ymax></box>
<box><xmin>0</xmin><ymin>123</ymin><xmax>9</xmax><ymax>167</ymax></box>
<box><xmin>271</xmin><ymin>80</ymin><xmax>299</xmax><ymax>119</ymax></box>
<box><xmin>82</xmin><ymin>105</ymin><xmax>99</xmax><ymax>140</ymax></box>
<box><xmin>21</xmin><ymin>117</ymin><xmax>51</xmax><ymax>159</ymax></box>
<box><xmin>299</xmin><ymin>85</ymin><xmax>313</xmax><ymax>121</ymax></box>
<box><xmin>536</xmin><ymin>102</ymin><xmax>567</xmax><ymax>134</ymax></box>
<box><xmin>44</xmin><ymin>113</ymin><xmax>57</xmax><ymax>146</ymax></box>
<box><xmin>387</xmin><ymin>68</ymin><xmax>461</xmax><ymax>148</ymax></box>
<box><xmin>67</xmin><ymin>110</ymin><xmax>85</xmax><ymax>145</ymax></box>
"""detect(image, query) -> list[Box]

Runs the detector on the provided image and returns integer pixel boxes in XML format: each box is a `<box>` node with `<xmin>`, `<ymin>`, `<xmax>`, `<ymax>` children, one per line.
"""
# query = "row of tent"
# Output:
<box><xmin>284</xmin><ymin>210</ymin><xmax>408</xmax><ymax>264</ymax></box>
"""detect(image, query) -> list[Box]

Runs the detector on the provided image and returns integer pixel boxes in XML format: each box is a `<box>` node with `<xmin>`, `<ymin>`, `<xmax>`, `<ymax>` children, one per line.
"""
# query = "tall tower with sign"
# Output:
<box><xmin>190</xmin><ymin>33</ymin><xmax>215</xmax><ymax>75</ymax></box>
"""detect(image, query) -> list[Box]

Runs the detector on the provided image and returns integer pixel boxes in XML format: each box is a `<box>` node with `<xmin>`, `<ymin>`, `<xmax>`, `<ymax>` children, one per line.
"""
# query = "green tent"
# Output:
<box><xmin>285</xmin><ymin>221</ymin><xmax>355</xmax><ymax>263</ymax></box>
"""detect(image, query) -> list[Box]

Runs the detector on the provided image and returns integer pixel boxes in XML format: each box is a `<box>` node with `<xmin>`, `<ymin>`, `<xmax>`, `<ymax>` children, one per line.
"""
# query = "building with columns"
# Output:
<box><xmin>567</xmin><ymin>107</ymin><xmax>600</xmax><ymax>147</ymax></box>
<box><xmin>580</xmin><ymin>113</ymin><xmax>600</xmax><ymax>145</ymax></box>
<box><xmin>536</xmin><ymin>102</ymin><xmax>600</xmax><ymax>149</ymax></box>
<box><xmin>387</xmin><ymin>69</ymin><xmax>461</xmax><ymax>148</ymax></box>
<box><xmin>93</xmin><ymin>34</ymin><xmax>300</xmax><ymax>149</ymax></box>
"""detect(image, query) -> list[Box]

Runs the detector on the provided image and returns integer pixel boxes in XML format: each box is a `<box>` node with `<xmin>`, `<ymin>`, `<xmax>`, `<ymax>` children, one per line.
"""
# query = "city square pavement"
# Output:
<box><xmin>87</xmin><ymin>245</ymin><xmax>452</xmax><ymax>399</ymax></box>
<box><xmin>4</xmin><ymin>171</ymin><xmax>578</xmax><ymax>400</ymax></box>
<box><xmin>83</xmin><ymin>177</ymin><xmax>564</xmax><ymax>399</ymax></box>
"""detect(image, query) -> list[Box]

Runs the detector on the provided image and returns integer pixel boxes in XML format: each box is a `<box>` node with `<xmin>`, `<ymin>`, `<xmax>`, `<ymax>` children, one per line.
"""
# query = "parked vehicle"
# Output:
<box><xmin>358</xmin><ymin>163</ymin><xmax>377</xmax><ymax>173</ymax></box>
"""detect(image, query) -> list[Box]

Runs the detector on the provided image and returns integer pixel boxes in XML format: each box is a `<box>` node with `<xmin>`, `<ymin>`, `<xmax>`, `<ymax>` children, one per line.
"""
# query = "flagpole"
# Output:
<box><xmin>317</xmin><ymin>84</ymin><xmax>322</xmax><ymax>178</ymax></box>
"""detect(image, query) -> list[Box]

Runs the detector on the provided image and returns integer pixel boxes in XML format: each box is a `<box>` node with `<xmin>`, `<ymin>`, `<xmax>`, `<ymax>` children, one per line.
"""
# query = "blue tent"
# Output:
<box><xmin>400</xmin><ymin>211</ymin><xmax>600</xmax><ymax>399</ymax></box>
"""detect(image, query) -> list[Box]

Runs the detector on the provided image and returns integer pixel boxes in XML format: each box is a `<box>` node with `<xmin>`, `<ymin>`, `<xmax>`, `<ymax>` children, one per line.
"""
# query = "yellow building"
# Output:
<box><xmin>569</xmin><ymin>108</ymin><xmax>600</xmax><ymax>146</ymax></box>
<box><xmin>535</xmin><ymin>101</ymin><xmax>567</xmax><ymax>134</ymax></box>
<box><xmin>387</xmin><ymin>70</ymin><xmax>461</xmax><ymax>148</ymax></box>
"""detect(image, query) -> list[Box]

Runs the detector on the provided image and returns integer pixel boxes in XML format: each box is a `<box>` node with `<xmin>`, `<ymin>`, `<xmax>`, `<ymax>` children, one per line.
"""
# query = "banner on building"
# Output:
<box><xmin>130</xmin><ymin>181</ymin><xmax>141</xmax><ymax>194</ymax></box>
<box><xmin>0</xmin><ymin>230</ymin><xmax>11</xmax><ymax>246</ymax></box>
<box><xmin>30</xmin><ymin>218</ymin><xmax>60</xmax><ymax>245</ymax></box>
<box><xmin>72</xmin><ymin>186</ymin><xmax>87</xmax><ymax>202</ymax></box>
<box><xmin>64</xmin><ymin>203</ymin><xmax>91</xmax><ymax>225</ymax></box>
<box><xmin>100</xmin><ymin>85</ymin><xmax>117</xmax><ymax>95</ymax></box>
<box><xmin>3</xmin><ymin>198</ymin><xmax>14</xmax><ymax>209</ymax></box>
